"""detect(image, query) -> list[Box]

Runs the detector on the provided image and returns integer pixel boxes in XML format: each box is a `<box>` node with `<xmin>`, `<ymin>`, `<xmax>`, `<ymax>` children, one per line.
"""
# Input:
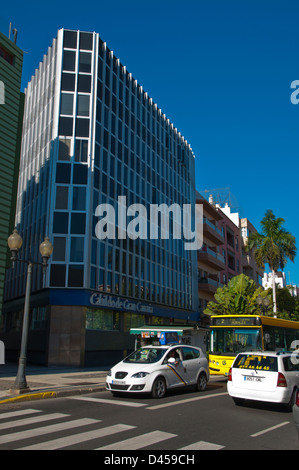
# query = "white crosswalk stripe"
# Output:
<box><xmin>0</xmin><ymin>409</ymin><xmax>41</xmax><ymax>420</ymax></box>
<box><xmin>0</xmin><ymin>417</ymin><xmax>100</xmax><ymax>446</ymax></box>
<box><xmin>19</xmin><ymin>424</ymin><xmax>136</xmax><ymax>450</ymax></box>
<box><xmin>96</xmin><ymin>430</ymin><xmax>177</xmax><ymax>450</ymax></box>
<box><xmin>0</xmin><ymin>413</ymin><xmax>68</xmax><ymax>431</ymax></box>
<box><xmin>0</xmin><ymin>409</ymin><xmax>225</xmax><ymax>450</ymax></box>
<box><xmin>179</xmin><ymin>440</ymin><xmax>225</xmax><ymax>450</ymax></box>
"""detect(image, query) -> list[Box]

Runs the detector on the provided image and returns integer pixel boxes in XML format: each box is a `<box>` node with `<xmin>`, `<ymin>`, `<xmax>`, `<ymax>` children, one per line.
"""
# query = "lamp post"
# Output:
<box><xmin>7</xmin><ymin>229</ymin><xmax>53</xmax><ymax>394</ymax></box>
<box><xmin>256</xmin><ymin>294</ymin><xmax>270</xmax><ymax>316</ymax></box>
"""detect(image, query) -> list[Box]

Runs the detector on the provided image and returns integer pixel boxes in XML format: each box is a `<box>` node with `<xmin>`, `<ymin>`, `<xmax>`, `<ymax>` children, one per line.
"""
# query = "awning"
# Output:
<box><xmin>129</xmin><ymin>326</ymin><xmax>195</xmax><ymax>336</ymax></box>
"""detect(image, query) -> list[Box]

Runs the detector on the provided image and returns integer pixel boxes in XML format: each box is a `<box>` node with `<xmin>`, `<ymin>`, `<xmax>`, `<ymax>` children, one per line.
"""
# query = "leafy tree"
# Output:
<box><xmin>245</xmin><ymin>210</ymin><xmax>296</xmax><ymax>314</ymax></box>
<box><xmin>204</xmin><ymin>274</ymin><xmax>271</xmax><ymax>316</ymax></box>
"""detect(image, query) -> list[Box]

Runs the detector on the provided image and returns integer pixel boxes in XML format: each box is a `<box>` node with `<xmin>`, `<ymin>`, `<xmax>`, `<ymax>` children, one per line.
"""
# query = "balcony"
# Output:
<box><xmin>202</xmin><ymin>217</ymin><xmax>225</xmax><ymax>245</ymax></box>
<box><xmin>198</xmin><ymin>277</ymin><xmax>224</xmax><ymax>293</ymax></box>
<box><xmin>198</xmin><ymin>246</ymin><xmax>225</xmax><ymax>271</ymax></box>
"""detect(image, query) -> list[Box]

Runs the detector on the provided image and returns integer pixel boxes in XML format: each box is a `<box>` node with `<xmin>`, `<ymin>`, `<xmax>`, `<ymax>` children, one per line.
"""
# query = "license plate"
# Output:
<box><xmin>244</xmin><ymin>376</ymin><xmax>263</xmax><ymax>382</ymax></box>
<box><xmin>112</xmin><ymin>379</ymin><xmax>126</xmax><ymax>385</ymax></box>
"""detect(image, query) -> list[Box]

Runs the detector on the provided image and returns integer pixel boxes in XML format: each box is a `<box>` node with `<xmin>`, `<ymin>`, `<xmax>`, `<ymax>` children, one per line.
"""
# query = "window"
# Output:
<box><xmin>64</xmin><ymin>30</ymin><xmax>77</xmax><ymax>49</ymax></box>
<box><xmin>86</xmin><ymin>309</ymin><xmax>121</xmax><ymax>330</ymax></box>
<box><xmin>55</xmin><ymin>186</ymin><xmax>68</xmax><ymax>209</ymax></box>
<box><xmin>59</xmin><ymin>117</ymin><xmax>73</xmax><ymax>136</ymax></box>
<box><xmin>75</xmin><ymin>118</ymin><xmax>89</xmax><ymax>137</ymax></box>
<box><xmin>181</xmin><ymin>347</ymin><xmax>200</xmax><ymax>361</ymax></box>
<box><xmin>78</xmin><ymin>75</ymin><xmax>91</xmax><ymax>93</ymax></box>
<box><xmin>71</xmin><ymin>213</ymin><xmax>86</xmax><ymax>234</ymax></box>
<box><xmin>73</xmin><ymin>164</ymin><xmax>88</xmax><ymax>184</ymax></box>
<box><xmin>79</xmin><ymin>52</ymin><xmax>91</xmax><ymax>73</ymax></box>
<box><xmin>60</xmin><ymin>93</ymin><xmax>73</xmax><ymax>115</ymax></box>
<box><xmin>70</xmin><ymin>237</ymin><xmax>84</xmax><ymax>262</ymax></box>
<box><xmin>77</xmin><ymin>95</ymin><xmax>90</xmax><ymax>116</ymax></box>
<box><xmin>79</xmin><ymin>32</ymin><xmax>93</xmax><ymax>50</ymax></box>
<box><xmin>50</xmin><ymin>264</ymin><xmax>66</xmax><ymax>287</ymax></box>
<box><xmin>52</xmin><ymin>237</ymin><xmax>66</xmax><ymax>261</ymax></box>
<box><xmin>63</xmin><ymin>50</ymin><xmax>76</xmax><ymax>71</ymax></box>
<box><xmin>75</xmin><ymin>139</ymin><xmax>88</xmax><ymax>162</ymax></box>
<box><xmin>0</xmin><ymin>46</ymin><xmax>14</xmax><ymax>65</ymax></box>
<box><xmin>61</xmin><ymin>73</ymin><xmax>76</xmax><ymax>91</ymax></box>
<box><xmin>72</xmin><ymin>186</ymin><xmax>86</xmax><ymax>210</ymax></box>
<box><xmin>68</xmin><ymin>265</ymin><xmax>84</xmax><ymax>287</ymax></box>
<box><xmin>53</xmin><ymin>212</ymin><xmax>69</xmax><ymax>233</ymax></box>
<box><xmin>58</xmin><ymin>139</ymin><xmax>71</xmax><ymax>160</ymax></box>
<box><xmin>56</xmin><ymin>163</ymin><xmax>71</xmax><ymax>183</ymax></box>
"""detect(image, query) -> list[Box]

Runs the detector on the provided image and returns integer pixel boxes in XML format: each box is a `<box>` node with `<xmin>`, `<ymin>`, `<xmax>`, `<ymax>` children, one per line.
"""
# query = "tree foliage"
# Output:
<box><xmin>204</xmin><ymin>274</ymin><xmax>270</xmax><ymax>316</ymax></box>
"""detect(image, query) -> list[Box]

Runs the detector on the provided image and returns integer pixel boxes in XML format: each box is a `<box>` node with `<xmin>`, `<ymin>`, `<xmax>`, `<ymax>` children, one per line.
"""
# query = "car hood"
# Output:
<box><xmin>110</xmin><ymin>361</ymin><xmax>158</xmax><ymax>375</ymax></box>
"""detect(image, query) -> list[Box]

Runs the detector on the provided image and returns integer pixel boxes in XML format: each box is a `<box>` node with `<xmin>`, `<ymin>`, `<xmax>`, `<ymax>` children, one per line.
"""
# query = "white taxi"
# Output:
<box><xmin>106</xmin><ymin>344</ymin><xmax>209</xmax><ymax>398</ymax></box>
<box><xmin>227</xmin><ymin>351</ymin><xmax>299</xmax><ymax>410</ymax></box>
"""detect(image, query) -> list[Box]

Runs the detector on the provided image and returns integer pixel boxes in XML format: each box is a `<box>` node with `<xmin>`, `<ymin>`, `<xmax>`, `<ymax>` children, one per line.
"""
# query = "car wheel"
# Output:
<box><xmin>233</xmin><ymin>397</ymin><xmax>245</xmax><ymax>406</ymax></box>
<box><xmin>197</xmin><ymin>372</ymin><xmax>207</xmax><ymax>392</ymax></box>
<box><xmin>152</xmin><ymin>376</ymin><xmax>166</xmax><ymax>398</ymax></box>
<box><xmin>286</xmin><ymin>388</ymin><xmax>297</xmax><ymax>411</ymax></box>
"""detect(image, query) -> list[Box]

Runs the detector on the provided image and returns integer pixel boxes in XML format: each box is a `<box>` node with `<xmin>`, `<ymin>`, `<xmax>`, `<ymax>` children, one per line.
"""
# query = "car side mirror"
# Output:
<box><xmin>168</xmin><ymin>357</ymin><xmax>176</xmax><ymax>364</ymax></box>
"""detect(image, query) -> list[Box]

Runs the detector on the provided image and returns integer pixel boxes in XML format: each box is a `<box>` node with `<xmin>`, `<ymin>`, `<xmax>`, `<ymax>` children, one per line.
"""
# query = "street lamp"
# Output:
<box><xmin>256</xmin><ymin>294</ymin><xmax>270</xmax><ymax>316</ymax></box>
<box><xmin>7</xmin><ymin>229</ymin><xmax>53</xmax><ymax>394</ymax></box>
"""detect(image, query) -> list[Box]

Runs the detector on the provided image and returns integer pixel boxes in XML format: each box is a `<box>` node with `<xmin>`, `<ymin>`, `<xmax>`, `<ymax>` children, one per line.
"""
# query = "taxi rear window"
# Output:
<box><xmin>233</xmin><ymin>354</ymin><xmax>278</xmax><ymax>372</ymax></box>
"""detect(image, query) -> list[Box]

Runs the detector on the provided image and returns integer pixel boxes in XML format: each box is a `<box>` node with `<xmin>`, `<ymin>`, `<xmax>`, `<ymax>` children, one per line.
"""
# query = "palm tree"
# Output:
<box><xmin>246</xmin><ymin>210</ymin><xmax>296</xmax><ymax>315</ymax></box>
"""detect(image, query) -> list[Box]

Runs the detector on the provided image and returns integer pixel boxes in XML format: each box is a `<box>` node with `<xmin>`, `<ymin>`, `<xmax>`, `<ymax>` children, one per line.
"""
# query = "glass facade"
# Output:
<box><xmin>5</xmin><ymin>28</ymin><xmax>198</xmax><ymax>317</ymax></box>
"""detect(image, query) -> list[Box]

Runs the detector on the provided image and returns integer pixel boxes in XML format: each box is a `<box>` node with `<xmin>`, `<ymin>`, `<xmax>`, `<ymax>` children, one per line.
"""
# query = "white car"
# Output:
<box><xmin>293</xmin><ymin>389</ymin><xmax>299</xmax><ymax>438</ymax></box>
<box><xmin>106</xmin><ymin>344</ymin><xmax>209</xmax><ymax>398</ymax></box>
<box><xmin>227</xmin><ymin>351</ymin><xmax>299</xmax><ymax>410</ymax></box>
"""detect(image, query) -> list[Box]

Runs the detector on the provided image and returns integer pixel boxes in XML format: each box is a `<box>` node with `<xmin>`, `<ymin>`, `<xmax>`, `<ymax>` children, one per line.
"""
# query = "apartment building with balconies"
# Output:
<box><xmin>216</xmin><ymin>203</ymin><xmax>242</xmax><ymax>284</ymax></box>
<box><xmin>197</xmin><ymin>193</ymin><xmax>225</xmax><ymax>313</ymax></box>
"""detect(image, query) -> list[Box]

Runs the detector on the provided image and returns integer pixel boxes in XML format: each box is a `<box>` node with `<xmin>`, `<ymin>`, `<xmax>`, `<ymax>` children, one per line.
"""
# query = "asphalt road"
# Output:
<box><xmin>0</xmin><ymin>378</ymin><xmax>298</xmax><ymax>453</ymax></box>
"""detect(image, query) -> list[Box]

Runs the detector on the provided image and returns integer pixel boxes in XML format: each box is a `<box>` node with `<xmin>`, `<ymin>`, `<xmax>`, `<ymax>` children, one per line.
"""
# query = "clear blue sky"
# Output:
<box><xmin>1</xmin><ymin>0</ymin><xmax>299</xmax><ymax>285</ymax></box>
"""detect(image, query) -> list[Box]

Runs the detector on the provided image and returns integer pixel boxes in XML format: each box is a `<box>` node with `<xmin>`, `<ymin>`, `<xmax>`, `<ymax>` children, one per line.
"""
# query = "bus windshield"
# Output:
<box><xmin>211</xmin><ymin>328</ymin><xmax>262</xmax><ymax>355</ymax></box>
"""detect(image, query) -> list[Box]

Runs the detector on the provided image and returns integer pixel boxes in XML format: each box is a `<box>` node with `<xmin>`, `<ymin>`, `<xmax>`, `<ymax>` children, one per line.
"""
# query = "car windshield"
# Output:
<box><xmin>233</xmin><ymin>354</ymin><xmax>278</xmax><ymax>372</ymax></box>
<box><xmin>124</xmin><ymin>348</ymin><xmax>168</xmax><ymax>364</ymax></box>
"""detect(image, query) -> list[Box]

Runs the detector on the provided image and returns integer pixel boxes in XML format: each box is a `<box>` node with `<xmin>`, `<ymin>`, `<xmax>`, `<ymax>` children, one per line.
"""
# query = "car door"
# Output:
<box><xmin>181</xmin><ymin>347</ymin><xmax>201</xmax><ymax>384</ymax></box>
<box><xmin>163</xmin><ymin>348</ymin><xmax>189</xmax><ymax>388</ymax></box>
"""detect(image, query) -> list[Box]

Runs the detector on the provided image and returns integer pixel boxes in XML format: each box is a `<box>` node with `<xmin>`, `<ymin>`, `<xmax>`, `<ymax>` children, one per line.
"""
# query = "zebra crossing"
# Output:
<box><xmin>0</xmin><ymin>408</ymin><xmax>225</xmax><ymax>450</ymax></box>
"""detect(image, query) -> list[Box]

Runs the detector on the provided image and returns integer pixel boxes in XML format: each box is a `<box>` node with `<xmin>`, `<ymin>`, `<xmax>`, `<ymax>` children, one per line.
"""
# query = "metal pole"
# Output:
<box><xmin>11</xmin><ymin>263</ymin><xmax>32</xmax><ymax>393</ymax></box>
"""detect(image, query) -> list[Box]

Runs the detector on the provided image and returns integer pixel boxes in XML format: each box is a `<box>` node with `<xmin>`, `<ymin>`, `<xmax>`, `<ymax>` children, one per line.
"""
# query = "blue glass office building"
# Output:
<box><xmin>3</xmin><ymin>29</ymin><xmax>199</xmax><ymax>366</ymax></box>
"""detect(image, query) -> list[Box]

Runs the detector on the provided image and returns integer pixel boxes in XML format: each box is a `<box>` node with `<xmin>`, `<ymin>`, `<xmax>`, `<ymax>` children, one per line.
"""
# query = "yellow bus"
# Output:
<box><xmin>209</xmin><ymin>315</ymin><xmax>299</xmax><ymax>376</ymax></box>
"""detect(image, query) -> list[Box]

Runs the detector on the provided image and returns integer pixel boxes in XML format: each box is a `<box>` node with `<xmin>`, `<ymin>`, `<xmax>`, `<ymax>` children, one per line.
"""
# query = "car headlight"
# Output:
<box><xmin>131</xmin><ymin>372</ymin><xmax>149</xmax><ymax>378</ymax></box>
<box><xmin>107</xmin><ymin>370</ymin><xmax>112</xmax><ymax>376</ymax></box>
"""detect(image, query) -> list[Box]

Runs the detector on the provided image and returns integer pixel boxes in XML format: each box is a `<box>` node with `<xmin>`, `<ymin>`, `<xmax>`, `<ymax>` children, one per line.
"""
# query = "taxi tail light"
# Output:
<box><xmin>228</xmin><ymin>368</ymin><xmax>232</xmax><ymax>381</ymax></box>
<box><xmin>296</xmin><ymin>390</ymin><xmax>299</xmax><ymax>407</ymax></box>
<box><xmin>277</xmin><ymin>372</ymin><xmax>287</xmax><ymax>387</ymax></box>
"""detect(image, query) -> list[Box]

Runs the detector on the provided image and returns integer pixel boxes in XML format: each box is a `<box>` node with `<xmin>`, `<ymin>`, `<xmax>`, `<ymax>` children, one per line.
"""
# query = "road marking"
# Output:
<box><xmin>19</xmin><ymin>424</ymin><xmax>136</xmax><ymax>450</ymax></box>
<box><xmin>0</xmin><ymin>409</ymin><xmax>41</xmax><ymax>420</ymax></box>
<box><xmin>0</xmin><ymin>412</ymin><xmax>68</xmax><ymax>431</ymax></box>
<box><xmin>179</xmin><ymin>440</ymin><xmax>225</xmax><ymax>450</ymax></box>
<box><xmin>0</xmin><ymin>418</ymin><xmax>99</xmax><ymax>446</ymax></box>
<box><xmin>147</xmin><ymin>392</ymin><xmax>228</xmax><ymax>410</ymax></box>
<box><xmin>69</xmin><ymin>396</ymin><xmax>148</xmax><ymax>407</ymax></box>
<box><xmin>97</xmin><ymin>430</ymin><xmax>177</xmax><ymax>450</ymax></box>
<box><xmin>250</xmin><ymin>421</ymin><xmax>290</xmax><ymax>437</ymax></box>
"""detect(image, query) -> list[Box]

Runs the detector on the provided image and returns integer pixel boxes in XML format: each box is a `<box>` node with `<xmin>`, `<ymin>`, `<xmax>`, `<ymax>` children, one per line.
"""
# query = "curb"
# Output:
<box><xmin>0</xmin><ymin>384</ymin><xmax>106</xmax><ymax>404</ymax></box>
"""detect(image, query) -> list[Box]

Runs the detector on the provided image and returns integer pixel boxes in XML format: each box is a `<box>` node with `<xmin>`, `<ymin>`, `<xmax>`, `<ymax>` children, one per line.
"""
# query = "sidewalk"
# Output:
<box><xmin>0</xmin><ymin>362</ymin><xmax>108</xmax><ymax>404</ymax></box>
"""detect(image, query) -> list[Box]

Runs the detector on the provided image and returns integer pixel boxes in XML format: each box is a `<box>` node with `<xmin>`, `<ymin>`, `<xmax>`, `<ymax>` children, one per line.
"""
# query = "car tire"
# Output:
<box><xmin>233</xmin><ymin>397</ymin><xmax>245</xmax><ymax>406</ymax></box>
<box><xmin>196</xmin><ymin>372</ymin><xmax>207</xmax><ymax>392</ymax></box>
<box><xmin>152</xmin><ymin>376</ymin><xmax>166</xmax><ymax>398</ymax></box>
<box><xmin>286</xmin><ymin>388</ymin><xmax>297</xmax><ymax>411</ymax></box>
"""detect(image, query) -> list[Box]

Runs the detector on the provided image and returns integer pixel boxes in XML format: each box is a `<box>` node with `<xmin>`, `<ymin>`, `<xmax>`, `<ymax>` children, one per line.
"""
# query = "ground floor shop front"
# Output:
<box><xmin>1</xmin><ymin>288</ymin><xmax>201</xmax><ymax>368</ymax></box>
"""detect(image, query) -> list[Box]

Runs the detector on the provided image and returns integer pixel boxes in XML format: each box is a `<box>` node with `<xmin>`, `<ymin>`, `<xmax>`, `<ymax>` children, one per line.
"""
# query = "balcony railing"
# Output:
<box><xmin>200</xmin><ymin>246</ymin><xmax>225</xmax><ymax>264</ymax></box>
